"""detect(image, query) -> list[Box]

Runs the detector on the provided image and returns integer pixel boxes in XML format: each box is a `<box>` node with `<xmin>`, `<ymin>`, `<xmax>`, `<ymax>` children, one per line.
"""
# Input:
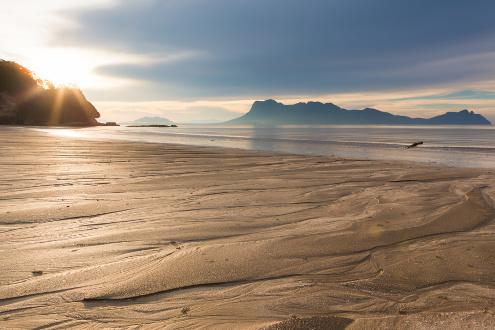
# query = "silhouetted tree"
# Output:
<box><xmin>0</xmin><ymin>60</ymin><xmax>41</xmax><ymax>96</ymax></box>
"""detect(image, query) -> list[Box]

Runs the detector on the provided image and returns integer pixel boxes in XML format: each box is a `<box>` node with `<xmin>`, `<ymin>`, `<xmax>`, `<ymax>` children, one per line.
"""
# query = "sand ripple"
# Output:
<box><xmin>1</xmin><ymin>128</ymin><xmax>494</xmax><ymax>329</ymax></box>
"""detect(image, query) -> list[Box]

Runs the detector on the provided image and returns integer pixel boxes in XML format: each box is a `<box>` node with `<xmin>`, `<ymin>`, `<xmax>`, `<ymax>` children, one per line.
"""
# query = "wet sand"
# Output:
<box><xmin>0</xmin><ymin>127</ymin><xmax>494</xmax><ymax>329</ymax></box>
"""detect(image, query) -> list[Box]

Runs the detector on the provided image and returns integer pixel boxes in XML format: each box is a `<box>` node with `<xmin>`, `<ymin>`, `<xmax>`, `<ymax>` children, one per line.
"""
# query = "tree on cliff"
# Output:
<box><xmin>0</xmin><ymin>60</ymin><xmax>100</xmax><ymax>126</ymax></box>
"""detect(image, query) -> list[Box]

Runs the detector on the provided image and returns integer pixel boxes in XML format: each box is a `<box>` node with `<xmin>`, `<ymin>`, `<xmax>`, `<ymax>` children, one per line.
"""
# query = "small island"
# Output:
<box><xmin>0</xmin><ymin>60</ymin><xmax>100</xmax><ymax>126</ymax></box>
<box><xmin>125</xmin><ymin>116</ymin><xmax>177</xmax><ymax>127</ymax></box>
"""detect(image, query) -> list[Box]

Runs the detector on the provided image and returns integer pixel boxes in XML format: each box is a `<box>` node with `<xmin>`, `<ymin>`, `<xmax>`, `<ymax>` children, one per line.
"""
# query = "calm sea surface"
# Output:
<box><xmin>37</xmin><ymin>125</ymin><xmax>495</xmax><ymax>169</ymax></box>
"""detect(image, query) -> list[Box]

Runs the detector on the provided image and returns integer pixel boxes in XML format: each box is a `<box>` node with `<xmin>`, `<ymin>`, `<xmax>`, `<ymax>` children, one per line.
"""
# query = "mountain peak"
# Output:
<box><xmin>227</xmin><ymin>100</ymin><xmax>491</xmax><ymax>126</ymax></box>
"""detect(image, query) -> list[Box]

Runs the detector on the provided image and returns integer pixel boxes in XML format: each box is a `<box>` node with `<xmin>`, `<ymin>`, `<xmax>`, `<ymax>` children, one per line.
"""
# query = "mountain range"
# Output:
<box><xmin>227</xmin><ymin>100</ymin><xmax>491</xmax><ymax>126</ymax></box>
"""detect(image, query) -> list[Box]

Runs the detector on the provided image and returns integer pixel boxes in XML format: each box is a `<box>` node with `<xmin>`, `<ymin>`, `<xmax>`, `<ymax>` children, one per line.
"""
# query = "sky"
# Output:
<box><xmin>2</xmin><ymin>0</ymin><xmax>495</xmax><ymax>123</ymax></box>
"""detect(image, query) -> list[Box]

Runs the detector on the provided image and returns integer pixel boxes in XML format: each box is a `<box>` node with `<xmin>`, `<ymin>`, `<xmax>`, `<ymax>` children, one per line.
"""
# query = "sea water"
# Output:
<box><xmin>38</xmin><ymin>125</ymin><xmax>495</xmax><ymax>169</ymax></box>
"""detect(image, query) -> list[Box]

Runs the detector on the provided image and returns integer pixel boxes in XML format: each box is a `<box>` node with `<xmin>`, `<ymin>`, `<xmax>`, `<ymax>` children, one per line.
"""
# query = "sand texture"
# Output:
<box><xmin>1</xmin><ymin>127</ymin><xmax>495</xmax><ymax>329</ymax></box>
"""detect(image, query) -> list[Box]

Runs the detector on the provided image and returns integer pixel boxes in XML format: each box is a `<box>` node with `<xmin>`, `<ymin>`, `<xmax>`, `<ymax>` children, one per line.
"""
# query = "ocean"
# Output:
<box><xmin>38</xmin><ymin>125</ymin><xmax>495</xmax><ymax>169</ymax></box>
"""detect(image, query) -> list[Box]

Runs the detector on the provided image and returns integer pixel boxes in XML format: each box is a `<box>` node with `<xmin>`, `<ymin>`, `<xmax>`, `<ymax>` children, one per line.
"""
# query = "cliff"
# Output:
<box><xmin>0</xmin><ymin>60</ymin><xmax>100</xmax><ymax>126</ymax></box>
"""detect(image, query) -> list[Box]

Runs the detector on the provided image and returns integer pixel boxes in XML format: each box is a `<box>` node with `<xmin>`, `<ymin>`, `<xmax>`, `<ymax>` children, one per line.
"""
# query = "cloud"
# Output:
<box><xmin>55</xmin><ymin>0</ymin><xmax>495</xmax><ymax>99</ymax></box>
<box><xmin>395</xmin><ymin>89</ymin><xmax>495</xmax><ymax>101</ymax></box>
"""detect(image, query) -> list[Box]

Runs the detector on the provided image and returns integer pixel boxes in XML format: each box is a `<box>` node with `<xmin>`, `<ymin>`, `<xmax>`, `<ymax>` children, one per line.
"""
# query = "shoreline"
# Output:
<box><xmin>29</xmin><ymin>125</ymin><xmax>495</xmax><ymax>170</ymax></box>
<box><xmin>28</xmin><ymin>125</ymin><xmax>495</xmax><ymax>171</ymax></box>
<box><xmin>1</xmin><ymin>128</ymin><xmax>495</xmax><ymax>329</ymax></box>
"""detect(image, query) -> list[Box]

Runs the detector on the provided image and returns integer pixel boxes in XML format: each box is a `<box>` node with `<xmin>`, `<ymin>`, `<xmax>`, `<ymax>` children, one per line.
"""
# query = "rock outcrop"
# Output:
<box><xmin>0</xmin><ymin>60</ymin><xmax>100</xmax><ymax>126</ymax></box>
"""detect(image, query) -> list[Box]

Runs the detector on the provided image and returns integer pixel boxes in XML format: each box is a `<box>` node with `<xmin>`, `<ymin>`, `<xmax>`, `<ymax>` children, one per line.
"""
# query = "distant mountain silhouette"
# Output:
<box><xmin>126</xmin><ymin>116</ymin><xmax>175</xmax><ymax>126</ymax></box>
<box><xmin>227</xmin><ymin>100</ymin><xmax>491</xmax><ymax>126</ymax></box>
<box><xmin>0</xmin><ymin>60</ymin><xmax>100</xmax><ymax>126</ymax></box>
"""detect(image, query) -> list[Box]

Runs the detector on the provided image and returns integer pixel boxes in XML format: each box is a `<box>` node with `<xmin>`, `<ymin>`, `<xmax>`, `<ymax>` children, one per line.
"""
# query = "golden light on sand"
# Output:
<box><xmin>46</xmin><ymin>129</ymin><xmax>84</xmax><ymax>138</ymax></box>
<box><xmin>3</xmin><ymin>129</ymin><xmax>495</xmax><ymax>329</ymax></box>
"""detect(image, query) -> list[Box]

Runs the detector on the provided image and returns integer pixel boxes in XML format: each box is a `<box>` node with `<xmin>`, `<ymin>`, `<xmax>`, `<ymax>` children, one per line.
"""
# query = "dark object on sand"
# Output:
<box><xmin>406</xmin><ymin>141</ymin><xmax>423</xmax><ymax>149</ymax></box>
<box><xmin>32</xmin><ymin>271</ymin><xmax>43</xmax><ymax>276</ymax></box>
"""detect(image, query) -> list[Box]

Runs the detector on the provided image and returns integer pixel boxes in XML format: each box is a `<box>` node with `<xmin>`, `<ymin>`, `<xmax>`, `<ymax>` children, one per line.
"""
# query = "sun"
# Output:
<box><xmin>28</xmin><ymin>49</ymin><xmax>105</xmax><ymax>88</ymax></box>
<box><xmin>23</xmin><ymin>47</ymin><xmax>144</xmax><ymax>90</ymax></box>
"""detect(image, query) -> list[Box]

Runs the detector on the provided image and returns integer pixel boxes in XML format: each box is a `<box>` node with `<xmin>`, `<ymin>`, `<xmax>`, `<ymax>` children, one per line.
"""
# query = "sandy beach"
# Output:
<box><xmin>1</xmin><ymin>127</ymin><xmax>495</xmax><ymax>329</ymax></box>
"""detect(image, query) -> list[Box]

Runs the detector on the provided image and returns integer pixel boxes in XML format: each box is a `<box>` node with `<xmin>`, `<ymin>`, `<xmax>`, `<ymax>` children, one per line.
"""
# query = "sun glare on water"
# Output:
<box><xmin>46</xmin><ymin>129</ymin><xmax>85</xmax><ymax>138</ymax></box>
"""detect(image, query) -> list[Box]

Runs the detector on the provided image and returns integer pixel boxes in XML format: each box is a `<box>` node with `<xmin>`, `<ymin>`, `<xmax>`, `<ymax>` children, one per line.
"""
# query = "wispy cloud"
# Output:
<box><xmin>395</xmin><ymin>89</ymin><xmax>495</xmax><ymax>101</ymax></box>
<box><xmin>54</xmin><ymin>0</ymin><xmax>495</xmax><ymax>98</ymax></box>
